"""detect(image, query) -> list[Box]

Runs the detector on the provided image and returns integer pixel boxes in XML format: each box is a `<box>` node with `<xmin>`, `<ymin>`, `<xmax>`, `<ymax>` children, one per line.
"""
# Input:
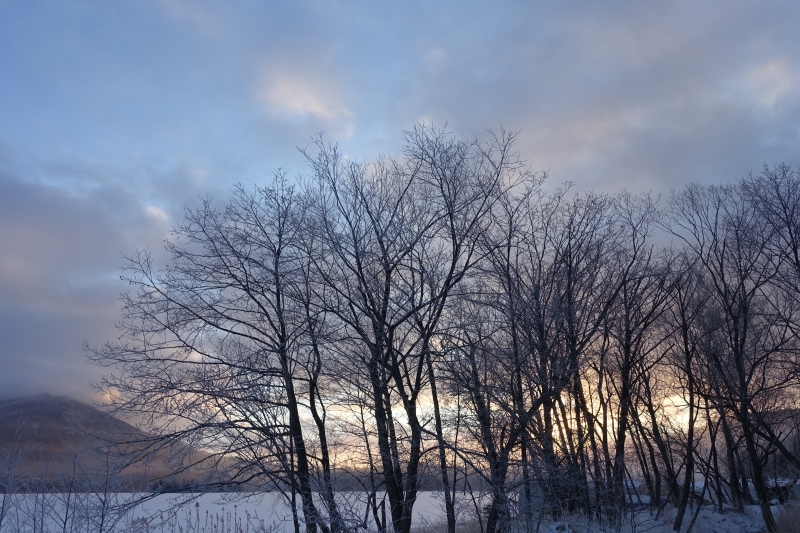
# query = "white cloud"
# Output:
<box><xmin>726</xmin><ymin>59</ymin><xmax>800</xmax><ymax>110</ymax></box>
<box><xmin>0</xmin><ymin>256</ymin><xmax>42</xmax><ymax>288</ymax></box>
<box><xmin>152</xmin><ymin>0</ymin><xmax>226</xmax><ymax>36</ymax></box>
<box><xmin>145</xmin><ymin>205</ymin><xmax>169</xmax><ymax>221</ymax></box>
<box><xmin>425</xmin><ymin>48</ymin><xmax>448</xmax><ymax>71</ymax></box>
<box><xmin>258</xmin><ymin>71</ymin><xmax>353</xmax><ymax>125</ymax></box>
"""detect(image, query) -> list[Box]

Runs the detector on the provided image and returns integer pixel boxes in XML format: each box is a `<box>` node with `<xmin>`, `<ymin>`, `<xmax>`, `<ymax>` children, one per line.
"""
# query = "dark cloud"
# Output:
<box><xmin>0</xmin><ymin>147</ymin><xmax>213</xmax><ymax>400</ymax></box>
<box><xmin>0</xmin><ymin>0</ymin><xmax>799</xmax><ymax>399</ymax></box>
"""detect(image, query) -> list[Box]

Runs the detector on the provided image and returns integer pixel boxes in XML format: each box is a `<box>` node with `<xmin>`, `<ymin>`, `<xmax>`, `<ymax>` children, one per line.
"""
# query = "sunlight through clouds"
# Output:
<box><xmin>145</xmin><ymin>205</ymin><xmax>169</xmax><ymax>221</ymax></box>
<box><xmin>740</xmin><ymin>59</ymin><xmax>800</xmax><ymax>109</ymax></box>
<box><xmin>258</xmin><ymin>70</ymin><xmax>353</xmax><ymax>135</ymax></box>
<box><xmin>1</xmin><ymin>0</ymin><xmax>799</xmax><ymax>403</ymax></box>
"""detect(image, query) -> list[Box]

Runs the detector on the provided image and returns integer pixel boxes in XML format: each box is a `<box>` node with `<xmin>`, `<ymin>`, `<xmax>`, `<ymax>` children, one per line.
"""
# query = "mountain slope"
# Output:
<box><xmin>0</xmin><ymin>394</ymin><xmax>208</xmax><ymax>490</ymax></box>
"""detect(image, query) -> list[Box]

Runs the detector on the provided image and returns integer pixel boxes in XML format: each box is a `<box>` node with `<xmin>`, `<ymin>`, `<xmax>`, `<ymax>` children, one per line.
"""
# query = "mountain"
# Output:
<box><xmin>0</xmin><ymin>394</ymin><xmax>208</xmax><ymax>490</ymax></box>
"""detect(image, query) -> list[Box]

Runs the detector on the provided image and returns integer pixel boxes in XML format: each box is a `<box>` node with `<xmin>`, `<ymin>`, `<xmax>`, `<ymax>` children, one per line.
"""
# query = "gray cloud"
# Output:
<box><xmin>0</xmin><ymin>0</ymin><xmax>799</xmax><ymax>399</ymax></box>
<box><xmin>0</xmin><ymin>147</ymin><xmax>215</xmax><ymax>400</ymax></box>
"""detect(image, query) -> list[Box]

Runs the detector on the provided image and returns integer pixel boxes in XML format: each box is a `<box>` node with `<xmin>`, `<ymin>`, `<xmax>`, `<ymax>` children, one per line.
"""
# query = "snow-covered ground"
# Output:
<box><xmin>128</xmin><ymin>491</ymin><xmax>465</xmax><ymax>532</ymax></box>
<box><xmin>2</xmin><ymin>490</ymin><xmax>794</xmax><ymax>532</ymax></box>
<box><xmin>134</xmin><ymin>497</ymin><xmax>790</xmax><ymax>533</ymax></box>
<box><xmin>0</xmin><ymin>491</ymin><xmax>485</xmax><ymax>532</ymax></box>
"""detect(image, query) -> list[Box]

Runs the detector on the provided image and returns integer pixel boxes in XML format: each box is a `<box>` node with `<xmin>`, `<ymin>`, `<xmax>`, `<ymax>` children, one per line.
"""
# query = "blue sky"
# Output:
<box><xmin>1</xmin><ymin>0</ymin><xmax>799</xmax><ymax>400</ymax></box>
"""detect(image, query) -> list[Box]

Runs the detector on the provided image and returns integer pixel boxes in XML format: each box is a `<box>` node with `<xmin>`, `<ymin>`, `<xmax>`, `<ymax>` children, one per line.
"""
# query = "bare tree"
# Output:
<box><xmin>85</xmin><ymin>123</ymin><xmax>800</xmax><ymax>533</ymax></box>
<box><xmin>0</xmin><ymin>419</ymin><xmax>28</xmax><ymax>531</ymax></box>
<box><xmin>601</xmin><ymin>192</ymin><xmax>672</xmax><ymax>517</ymax></box>
<box><xmin>665</xmin><ymin>182</ymin><xmax>799</xmax><ymax>532</ymax></box>
<box><xmin>742</xmin><ymin>164</ymin><xmax>800</xmax><ymax>292</ymax></box>
<box><xmin>301</xmin><ymin>125</ymin><xmax>521</xmax><ymax>533</ymax></box>
<box><xmin>89</xmin><ymin>175</ymin><xmax>344</xmax><ymax>533</ymax></box>
<box><xmin>659</xmin><ymin>253</ymin><xmax>709</xmax><ymax>531</ymax></box>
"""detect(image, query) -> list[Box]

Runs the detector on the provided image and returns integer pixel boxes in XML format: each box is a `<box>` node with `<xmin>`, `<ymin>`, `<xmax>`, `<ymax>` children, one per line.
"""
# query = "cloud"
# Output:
<box><xmin>0</xmin><ymin>147</ymin><xmax>214</xmax><ymax>400</ymax></box>
<box><xmin>730</xmin><ymin>59</ymin><xmax>800</xmax><ymax>110</ymax></box>
<box><xmin>1</xmin><ymin>0</ymin><xmax>800</xmax><ymax>401</ymax></box>
<box><xmin>258</xmin><ymin>70</ymin><xmax>353</xmax><ymax>126</ymax></box>
<box><xmin>146</xmin><ymin>205</ymin><xmax>170</xmax><ymax>221</ymax></box>
<box><xmin>150</xmin><ymin>0</ymin><xmax>228</xmax><ymax>37</ymax></box>
<box><xmin>424</xmin><ymin>48</ymin><xmax>448</xmax><ymax>71</ymax></box>
<box><xmin>262</xmin><ymin>74</ymin><xmax>352</xmax><ymax>121</ymax></box>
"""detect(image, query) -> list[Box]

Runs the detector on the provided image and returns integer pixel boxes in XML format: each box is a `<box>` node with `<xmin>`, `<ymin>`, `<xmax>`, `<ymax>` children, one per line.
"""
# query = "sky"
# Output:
<box><xmin>1</xmin><ymin>0</ymin><xmax>799</xmax><ymax>401</ymax></box>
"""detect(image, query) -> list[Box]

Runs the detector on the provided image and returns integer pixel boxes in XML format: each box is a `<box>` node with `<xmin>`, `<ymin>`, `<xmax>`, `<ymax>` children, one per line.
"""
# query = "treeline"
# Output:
<box><xmin>0</xmin><ymin>445</ymin><xmax>133</xmax><ymax>533</ymax></box>
<box><xmin>90</xmin><ymin>126</ymin><xmax>800</xmax><ymax>533</ymax></box>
